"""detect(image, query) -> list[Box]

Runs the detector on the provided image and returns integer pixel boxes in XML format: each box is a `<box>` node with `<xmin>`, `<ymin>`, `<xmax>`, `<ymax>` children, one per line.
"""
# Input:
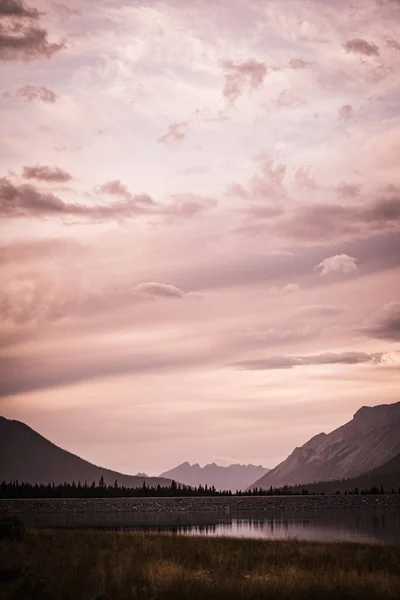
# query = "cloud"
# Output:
<box><xmin>0</xmin><ymin>178</ymin><xmax>213</xmax><ymax>223</ymax></box>
<box><xmin>228</xmin><ymin>156</ymin><xmax>288</xmax><ymax>203</ymax></box>
<box><xmin>283</xmin><ymin>283</ymin><xmax>301</xmax><ymax>293</ymax></box>
<box><xmin>134</xmin><ymin>283</ymin><xmax>185</xmax><ymax>298</ymax></box>
<box><xmin>232</xmin><ymin>351</ymin><xmax>383</xmax><ymax>371</ymax></box>
<box><xmin>343</xmin><ymin>38</ymin><xmax>380</xmax><ymax>57</ymax></box>
<box><xmin>16</xmin><ymin>84</ymin><xmax>58</xmax><ymax>103</ymax></box>
<box><xmin>294</xmin><ymin>167</ymin><xmax>316</xmax><ymax>190</ymax></box>
<box><xmin>338</xmin><ymin>104</ymin><xmax>354</xmax><ymax>121</ymax></box>
<box><xmin>288</xmin><ymin>58</ymin><xmax>311</xmax><ymax>69</ymax></box>
<box><xmin>315</xmin><ymin>254</ymin><xmax>359</xmax><ymax>276</ymax></box>
<box><xmin>222</xmin><ymin>59</ymin><xmax>267</xmax><ymax>103</ymax></box>
<box><xmin>275</xmin><ymin>89</ymin><xmax>303</xmax><ymax>108</ymax></box>
<box><xmin>0</xmin><ymin>22</ymin><xmax>65</xmax><ymax>61</ymax></box>
<box><xmin>0</xmin><ymin>0</ymin><xmax>39</xmax><ymax>18</ymax></box>
<box><xmin>386</xmin><ymin>37</ymin><xmax>400</xmax><ymax>51</ymax></box>
<box><xmin>158</xmin><ymin>121</ymin><xmax>188</xmax><ymax>144</ymax></box>
<box><xmin>273</xmin><ymin>192</ymin><xmax>400</xmax><ymax>243</ymax></box>
<box><xmin>335</xmin><ymin>182</ymin><xmax>361</xmax><ymax>198</ymax></box>
<box><xmin>363</xmin><ymin>302</ymin><xmax>400</xmax><ymax>341</ymax></box>
<box><xmin>158</xmin><ymin>194</ymin><xmax>217</xmax><ymax>220</ymax></box>
<box><xmin>0</xmin><ymin>178</ymin><xmax>152</xmax><ymax>220</ymax></box>
<box><xmin>293</xmin><ymin>305</ymin><xmax>342</xmax><ymax>318</ymax></box>
<box><xmin>23</xmin><ymin>165</ymin><xmax>72</xmax><ymax>182</ymax></box>
<box><xmin>0</xmin><ymin>340</ymin><xmax>220</xmax><ymax>397</ymax></box>
<box><xmin>52</xmin><ymin>3</ymin><xmax>81</xmax><ymax>18</ymax></box>
<box><xmin>95</xmin><ymin>180</ymin><xmax>154</xmax><ymax>206</ymax></box>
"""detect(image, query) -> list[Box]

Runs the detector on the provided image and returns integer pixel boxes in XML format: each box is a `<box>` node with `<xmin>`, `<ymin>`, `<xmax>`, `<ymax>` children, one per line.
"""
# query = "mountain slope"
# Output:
<box><xmin>0</xmin><ymin>417</ymin><xmax>172</xmax><ymax>488</ymax></box>
<box><xmin>249</xmin><ymin>401</ymin><xmax>400</xmax><ymax>490</ymax></box>
<box><xmin>287</xmin><ymin>451</ymin><xmax>400</xmax><ymax>494</ymax></box>
<box><xmin>161</xmin><ymin>462</ymin><xmax>269</xmax><ymax>491</ymax></box>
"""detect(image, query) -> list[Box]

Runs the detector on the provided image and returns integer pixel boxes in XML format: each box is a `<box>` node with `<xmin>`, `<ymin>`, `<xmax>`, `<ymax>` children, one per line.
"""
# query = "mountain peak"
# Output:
<box><xmin>160</xmin><ymin>461</ymin><xmax>269</xmax><ymax>491</ymax></box>
<box><xmin>248</xmin><ymin>401</ymin><xmax>400</xmax><ymax>490</ymax></box>
<box><xmin>353</xmin><ymin>401</ymin><xmax>400</xmax><ymax>423</ymax></box>
<box><xmin>0</xmin><ymin>416</ymin><xmax>173</xmax><ymax>489</ymax></box>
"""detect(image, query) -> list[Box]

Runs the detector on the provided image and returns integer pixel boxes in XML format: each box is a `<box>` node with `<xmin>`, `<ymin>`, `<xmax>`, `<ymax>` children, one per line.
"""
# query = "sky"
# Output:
<box><xmin>1</xmin><ymin>0</ymin><xmax>400</xmax><ymax>476</ymax></box>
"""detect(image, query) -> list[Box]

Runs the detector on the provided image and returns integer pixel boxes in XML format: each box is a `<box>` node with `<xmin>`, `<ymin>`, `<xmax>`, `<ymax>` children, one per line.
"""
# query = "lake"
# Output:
<box><xmin>2</xmin><ymin>496</ymin><xmax>400</xmax><ymax>544</ymax></box>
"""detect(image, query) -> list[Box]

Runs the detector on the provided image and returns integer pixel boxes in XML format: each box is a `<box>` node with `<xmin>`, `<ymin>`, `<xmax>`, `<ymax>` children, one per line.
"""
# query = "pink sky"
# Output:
<box><xmin>1</xmin><ymin>0</ymin><xmax>400</xmax><ymax>475</ymax></box>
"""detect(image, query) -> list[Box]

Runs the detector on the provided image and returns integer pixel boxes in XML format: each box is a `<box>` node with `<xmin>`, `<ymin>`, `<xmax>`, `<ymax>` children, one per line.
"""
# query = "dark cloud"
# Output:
<box><xmin>17</xmin><ymin>84</ymin><xmax>58</xmax><ymax>103</ymax></box>
<box><xmin>275</xmin><ymin>192</ymin><xmax>400</xmax><ymax>242</ymax></box>
<box><xmin>0</xmin><ymin>22</ymin><xmax>65</xmax><ymax>61</ymax></box>
<box><xmin>362</xmin><ymin>302</ymin><xmax>400</xmax><ymax>341</ymax></box>
<box><xmin>0</xmin><ymin>0</ymin><xmax>39</xmax><ymax>18</ymax></box>
<box><xmin>232</xmin><ymin>352</ymin><xmax>383</xmax><ymax>371</ymax></box>
<box><xmin>0</xmin><ymin>0</ymin><xmax>64</xmax><ymax>61</ymax></box>
<box><xmin>222</xmin><ymin>59</ymin><xmax>267</xmax><ymax>103</ymax></box>
<box><xmin>23</xmin><ymin>165</ymin><xmax>72</xmax><ymax>182</ymax></box>
<box><xmin>0</xmin><ymin>179</ymin><xmax>214</xmax><ymax>223</ymax></box>
<box><xmin>343</xmin><ymin>38</ymin><xmax>380</xmax><ymax>57</ymax></box>
<box><xmin>0</xmin><ymin>178</ymin><xmax>153</xmax><ymax>220</ymax></box>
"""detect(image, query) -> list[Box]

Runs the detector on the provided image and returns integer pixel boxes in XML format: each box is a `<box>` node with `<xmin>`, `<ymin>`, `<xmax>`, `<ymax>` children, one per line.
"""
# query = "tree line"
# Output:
<box><xmin>0</xmin><ymin>478</ymin><xmax>399</xmax><ymax>498</ymax></box>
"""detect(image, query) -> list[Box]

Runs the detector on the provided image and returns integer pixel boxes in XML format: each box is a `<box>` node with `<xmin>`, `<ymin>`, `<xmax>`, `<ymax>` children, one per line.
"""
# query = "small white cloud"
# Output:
<box><xmin>134</xmin><ymin>282</ymin><xmax>185</xmax><ymax>298</ymax></box>
<box><xmin>283</xmin><ymin>283</ymin><xmax>301</xmax><ymax>293</ymax></box>
<box><xmin>315</xmin><ymin>254</ymin><xmax>358</xmax><ymax>276</ymax></box>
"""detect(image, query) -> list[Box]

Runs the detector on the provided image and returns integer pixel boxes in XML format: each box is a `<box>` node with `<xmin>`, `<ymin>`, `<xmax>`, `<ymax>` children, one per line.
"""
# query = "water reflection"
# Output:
<box><xmin>14</xmin><ymin>507</ymin><xmax>400</xmax><ymax>544</ymax></box>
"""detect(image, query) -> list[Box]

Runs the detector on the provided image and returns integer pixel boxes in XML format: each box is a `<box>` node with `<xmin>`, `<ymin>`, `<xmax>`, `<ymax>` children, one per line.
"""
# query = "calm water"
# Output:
<box><xmin>3</xmin><ymin>497</ymin><xmax>400</xmax><ymax>544</ymax></box>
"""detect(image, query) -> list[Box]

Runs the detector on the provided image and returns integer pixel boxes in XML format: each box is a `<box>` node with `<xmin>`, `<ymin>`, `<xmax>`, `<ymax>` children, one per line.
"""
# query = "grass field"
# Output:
<box><xmin>1</xmin><ymin>529</ymin><xmax>400</xmax><ymax>599</ymax></box>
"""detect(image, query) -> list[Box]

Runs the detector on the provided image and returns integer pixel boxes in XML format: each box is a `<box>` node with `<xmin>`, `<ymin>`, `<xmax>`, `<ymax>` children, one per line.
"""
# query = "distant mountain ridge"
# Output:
<box><xmin>249</xmin><ymin>401</ymin><xmax>400</xmax><ymax>490</ymax></box>
<box><xmin>160</xmin><ymin>461</ymin><xmax>269</xmax><ymax>491</ymax></box>
<box><xmin>0</xmin><ymin>417</ymin><xmax>172</xmax><ymax>488</ymax></box>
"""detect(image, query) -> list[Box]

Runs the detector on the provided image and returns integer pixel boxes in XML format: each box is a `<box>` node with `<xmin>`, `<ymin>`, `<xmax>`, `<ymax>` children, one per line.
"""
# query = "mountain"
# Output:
<box><xmin>286</xmin><ymin>451</ymin><xmax>400</xmax><ymax>494</ymax></box>
<box><xmin>0</xmin><ymin>416</ymin><xmax>172</xmax><ymax>488</ymax></box>
<box><xmin>249</xmin><ymin>401</ymin><xmax>400</xmax><ymax>490</ymax></box>
<box><xmin>160</xmin><ymin>462</ymin><xmax>269</xmax><ymax>491</ymax></box>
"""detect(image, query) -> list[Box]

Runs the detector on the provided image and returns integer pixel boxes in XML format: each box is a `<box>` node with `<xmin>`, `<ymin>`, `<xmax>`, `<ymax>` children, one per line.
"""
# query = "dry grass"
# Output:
<box><xmin>0</xmin><ymin>530</ymin><xmax>400</xmax><ymax>599</ymax></box>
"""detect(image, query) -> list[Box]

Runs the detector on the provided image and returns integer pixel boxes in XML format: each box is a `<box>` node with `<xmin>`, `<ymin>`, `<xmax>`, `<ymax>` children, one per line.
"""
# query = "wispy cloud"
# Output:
<box><xmin>16</xmin><ymin>85</ymin><xmax>58</xmax><ymax>103</ymax></box>
<box><xmin>158</xmin><ymin>121</ymin><xmax>189</xmax><ymax>144</ymax></box>
<box><xmin>222</xmin><ymin>59</ymin><xmax>267</xmax><ymax>103</ymax></box>
<box><xmin>363</xmin><ymin>302</ymin><xmax>400</xmax><ymax>341</ymax></box>
<box><xmin>23</xmin><ymin>165</ymin><xmax>72</xmax><ymax>182</ymax></box>
<box><xmin>232</xmin><ymin>352</ymin><xmax>384</xmax><ymax>371</ymax></box>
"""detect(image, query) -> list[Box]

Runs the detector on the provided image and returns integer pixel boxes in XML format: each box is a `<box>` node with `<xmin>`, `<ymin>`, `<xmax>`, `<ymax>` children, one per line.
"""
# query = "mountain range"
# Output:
<box><xmin>2</xmin><ymin>401</ymin><xmax>400</xmax><ymax>493</ymax></box>
<box><xmin>160</xmin><ymin>462</ymin><xmax>269</xmax><ymax>492</ymax></box>
<box><xmin>0</xmin><ymin>416</ymin><xmax>172</xmax><ymax>488</ymax></box>
<box><xmin>249</xmin><ymin>401</ymin><xmax>400</xmax><ymax>490</ymax></box>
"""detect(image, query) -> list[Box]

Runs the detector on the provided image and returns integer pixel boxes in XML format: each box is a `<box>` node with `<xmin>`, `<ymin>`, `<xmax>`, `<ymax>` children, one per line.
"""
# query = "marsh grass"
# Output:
<box><xmin>0</xmin><ymin>530</ymin><xmax>400</xmax><ymax>599</ymax></box>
